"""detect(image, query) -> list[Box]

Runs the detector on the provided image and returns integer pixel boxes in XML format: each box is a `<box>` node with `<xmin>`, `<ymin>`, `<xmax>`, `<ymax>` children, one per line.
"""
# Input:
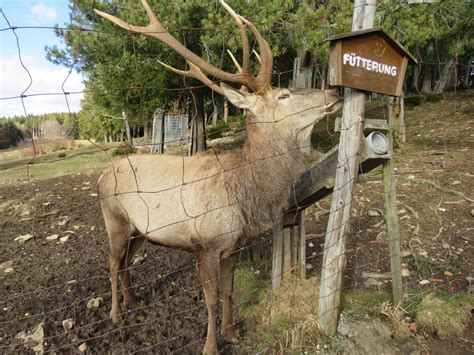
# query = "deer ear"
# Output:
<box><xmin>221</xmin><ymin>83</ymin><xmax>257</xmax><ymax>110</ymax></box>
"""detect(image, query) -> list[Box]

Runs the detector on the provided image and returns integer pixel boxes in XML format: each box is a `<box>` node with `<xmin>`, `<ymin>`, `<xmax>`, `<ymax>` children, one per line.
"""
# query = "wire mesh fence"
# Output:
<box><xmin>1</xmin><ymin>1</ymin><xmax>473</xmax><ymax>353</ymax></box>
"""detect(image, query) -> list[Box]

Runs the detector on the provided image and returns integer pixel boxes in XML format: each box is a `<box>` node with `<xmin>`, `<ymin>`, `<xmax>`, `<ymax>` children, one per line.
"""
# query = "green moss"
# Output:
<box><xmin>342</xmin><ymin>290</ymin><xmax>392</xmax><ymax>314</ymax></box>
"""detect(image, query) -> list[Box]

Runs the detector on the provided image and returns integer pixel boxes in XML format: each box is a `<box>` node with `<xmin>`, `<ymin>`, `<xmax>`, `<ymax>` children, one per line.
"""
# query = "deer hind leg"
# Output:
<box><xmin>104</xmin><ymin>214</ymin><xmax>133</xmax><ymax>325</ymax></box>
<box><xmin>119</xmin><ymin>233</ymin><xmax>145</xmax><ymax>310</ymax></box>
<box><xmin>220</xmin><ymin>255</ymin><xmax>238</xmax><ymax>343</ymax></box>
<box><xmin>196</xmin><ymin>251</ymin><xmax>220</xmax><ymax>354</ymax></box>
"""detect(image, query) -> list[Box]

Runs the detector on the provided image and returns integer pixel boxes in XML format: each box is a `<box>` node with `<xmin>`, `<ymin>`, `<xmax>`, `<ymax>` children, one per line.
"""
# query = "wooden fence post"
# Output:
<box><xmin>384</xmin><ymin>103</ymin><xmax>404</xmax><ymax>305</ymax></box>
<box><xmin>272</xmin><ymin>219</ymin><xmax>283</xmax><ymax>292</ymax></box>
<box><xmin>318</xmin><ymin>0</ymin><xmax>376</xmax><ymax>336</ymax></box>
<box><xmin>298</xmin><ymin>210</ymin><xmax>306</xmax><ymax>279</ymax></box>
<box><xmin>282</xmin><ymin>228</ymin><xmax>292</xmax><ymax>279</ymax></box>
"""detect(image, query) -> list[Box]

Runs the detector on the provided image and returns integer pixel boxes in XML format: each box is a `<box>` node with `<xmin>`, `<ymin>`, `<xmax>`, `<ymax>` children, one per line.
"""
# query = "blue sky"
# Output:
<box><xmin>0</xmin><ymin>0</ymin><xmax>83</xmax><ymax>117</ymax></box>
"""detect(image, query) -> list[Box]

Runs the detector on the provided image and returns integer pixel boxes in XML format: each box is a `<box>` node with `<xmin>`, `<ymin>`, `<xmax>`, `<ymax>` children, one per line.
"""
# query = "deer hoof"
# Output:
<box><xmin>202</xmin><ymin>346</ymin><xmax>218</xmax><ymax>354</ymax></box>
<box><xmin>110</xmin><ymin>310</ymin><xmax>122</xmax><ymax>325</ymax></box>
<box><xmin>124</xmin><ymin>299</ymin><xmax>142</xmax><ymax>310</ymax></box>
<box><xmin>223</xmin><ymin>330</ymin><xmax>238</xmax><ymax>344</ymax></box>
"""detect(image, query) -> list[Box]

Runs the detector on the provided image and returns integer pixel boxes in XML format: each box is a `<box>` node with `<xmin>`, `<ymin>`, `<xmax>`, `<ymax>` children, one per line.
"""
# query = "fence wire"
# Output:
<box><xmin>0</xmin><ymin>2</ymin><xmax>473</xmax><ymax>354</ymax></box>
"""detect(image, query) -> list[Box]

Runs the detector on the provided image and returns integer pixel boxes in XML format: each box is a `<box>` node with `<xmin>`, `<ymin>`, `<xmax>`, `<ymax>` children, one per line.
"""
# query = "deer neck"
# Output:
<box><xmin>243</xmin><ymin>115</ymin><xmax>299</xmax><ymax>161</ymax></box>
<box><xmin>227</xmin><ymin>115</ymin><xmax>302</xmax><ymax>239</ymax></box>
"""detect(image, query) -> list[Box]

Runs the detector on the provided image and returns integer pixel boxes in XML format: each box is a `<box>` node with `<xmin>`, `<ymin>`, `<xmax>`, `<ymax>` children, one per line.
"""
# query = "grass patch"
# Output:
<box><xmin>206</xmin><ymin>116</ymin><xmax>245</xmax><ymax>140</ymax></box>
<box><xmin>343</xmin><ymin>290</ymin><xmax>392</xmax><ymax>315</ymax></box>
<box><xmin>0</xmin><ymin>146</ymin><xmax>116</xmax><ymax>187</ymax></box>
<box><xmin>207</xmin><ymin>121</ymin><xmax>231</xmax><ymax>140</ymax></box>
<box><xmin>415</xmin><ymin>293</ymin><xmax>473</xmax><ymax>339</ymax></box>
<box><xmin>112</xmin><ymin>143</ymin><xmax>136</xmax><ymax>157</ymax></box>
<box><xmin>381</xmin><ymin>291</ymin><xmax>472</xmax><ymax>341</ymax></box>
<box><xmin>235</xmin><ymin>276</ymin><xmax>321</xmax><ymax>353</ymax></box>
<box><xmin>426</xmin><ymin>94</ymin><xmax>442</xmax><ymax>103</ymax></box>
<box><xmin>234</xmin><ymin>262</ymin><xmax>265</xmax><ymax>310</ymax></box>
<box><xmin>405</xmin><ymin>95</ymin><xmax>422</xmax><ymax>108</ymax></box>
<box><xmin>406</xmin><ymin>254</ymin><xmax>464</xmax><ymax>279</ymax></box>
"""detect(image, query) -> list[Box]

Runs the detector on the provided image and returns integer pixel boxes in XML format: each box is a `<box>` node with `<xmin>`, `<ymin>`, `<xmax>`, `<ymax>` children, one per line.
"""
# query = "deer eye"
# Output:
<box><xmin>278</xmin><ymin>93</ymin><xmax>290</xmax><ymax>100</ymax></box>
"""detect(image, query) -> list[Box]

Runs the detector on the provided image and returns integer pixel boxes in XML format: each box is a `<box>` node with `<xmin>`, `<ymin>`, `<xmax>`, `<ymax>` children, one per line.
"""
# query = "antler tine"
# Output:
<box><xmin>240</xmin><ymin>16</ymin><xmax>273</xmax><ymax>87</ymax></box>
<box><xmin>253</xmin><ymin>49</ymin><xmax>261</xmax><ymax>64</ymax></box>
<box><xmin>220</xmin><ymin>0</ymin><xmax>250</xmax><ymax>75</ymax></box>
<box><xmin>140</xmin><ymin>0</ymin><xmax>160</xmax><ymax>26</ymax></box>
<box><xmin>158</xmin><ymin>60</ymin><xmax>224</xmax><ymax>95</ymax></box>
<box><xmin>227</xmin><ymin>50</ymin><xmax>242</xmax><ymax>73</ymax></box>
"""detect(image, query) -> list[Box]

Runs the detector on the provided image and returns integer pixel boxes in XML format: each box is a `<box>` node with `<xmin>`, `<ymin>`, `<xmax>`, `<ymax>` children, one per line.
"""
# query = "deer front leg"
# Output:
<box><xmin>220</xmin><ymin>255</ymin><xmax>238</xmax><ymax>343</ymax></box>
<box><xmin>196</xmin><ymin>251</ymin><xmax>220</xmax><ymax>354</ymax></box>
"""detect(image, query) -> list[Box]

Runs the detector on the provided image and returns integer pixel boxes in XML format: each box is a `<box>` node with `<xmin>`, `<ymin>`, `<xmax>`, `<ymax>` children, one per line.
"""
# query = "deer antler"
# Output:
<box><xmin>158</xmin><ymin>60</ymin><xmax>224</xmax><ymax>95</ymax></box>
<box><xmin>94</xmin><ymin>0</ymin><xmax>273</xmax><ymax>93</ymax></box>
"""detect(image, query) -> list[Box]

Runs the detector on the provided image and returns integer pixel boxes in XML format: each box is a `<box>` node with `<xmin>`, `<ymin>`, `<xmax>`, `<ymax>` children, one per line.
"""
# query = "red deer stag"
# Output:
<box><xmin>95</xmin><ymin>1</ymin><xmax>341</xmax><ymax>353</ymax></box>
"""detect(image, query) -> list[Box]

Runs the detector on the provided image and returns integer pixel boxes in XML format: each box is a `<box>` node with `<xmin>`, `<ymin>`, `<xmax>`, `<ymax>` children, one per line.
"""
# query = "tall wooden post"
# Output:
<box><xmin>318</xmin><ymin>0</ymin><xmax>376</xmax><ymax>336</ymax></box>
<box><xmin>384</xmin><ymin>104</ymin><xmax>404</xmax><ymax>305</ymax></box>
<box><xmin>298</xmin><ymin>211</ymin><xmax>306</xmax><ymax>279</ymax></box>
<box><xmin>282</xmin><ymin>228</ymin><xmax>292</xmax><ymax>279</ymax></box>
<box><xmin>272</xmin><ymin>219</ymin><xmax>283</xmax><ymax>292</ymax></box>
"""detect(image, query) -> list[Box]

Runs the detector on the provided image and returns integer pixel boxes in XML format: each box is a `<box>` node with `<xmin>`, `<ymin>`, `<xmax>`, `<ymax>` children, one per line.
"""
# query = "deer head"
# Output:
<box><xmin>222</xmin><ymin>85</ymin><xmax>341</xmax><ymax>146</ymax></box>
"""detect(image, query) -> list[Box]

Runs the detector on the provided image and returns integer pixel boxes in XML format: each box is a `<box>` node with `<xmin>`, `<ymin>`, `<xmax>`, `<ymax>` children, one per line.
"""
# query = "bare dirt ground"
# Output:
<box><xmin>0</xmin><ymin>92</ymin><xmax>473</xmax><ymax>353</ymax></box>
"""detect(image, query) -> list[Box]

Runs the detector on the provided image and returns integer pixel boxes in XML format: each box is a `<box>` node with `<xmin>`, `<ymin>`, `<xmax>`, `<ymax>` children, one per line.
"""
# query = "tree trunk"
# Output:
<box><xmin>223</xmin><ymin>98</ymin><xmax>229</xmax><ymax>124</ymax></box>
<box><xmin>463</xmin><ymin>57</ymin><xmax>472</xmax><ymax>87</ymax></box>
<box><xmin>189</xmin><ymin>88</ymin><xmax>207</xmax><ymax>156</ymax></box>
<box><xmin>321</xmin><ymin>63</ymin><xmax>328</xmax><ymax>90</ymax></box>
<box><xmin>211</xmin><ymin>104</ymin><xmax>218</xmax><ymax>128</ymax></box>
<box><xmin>434</xmin><ymin>59</ymin><xmax>455</xmax><ymax>94</ymax></box>
<box><xmin>412</xmin><ymin>64</ymin><xmax>421</xmax><ymax>91</ymax></box>
<box><xmin>144</xmin><ymin>122</ymin><xmax>149</xmax><ymax>141</ymax></box>
<box><xmin>122</xmin><ymin>111</ymin><xmax>132</xmax><ymax>145</ymax></box>
<box><xmin>421</xmin><ymin>65</ymin><xmax>433</xmax><ymax>94</ymax></box>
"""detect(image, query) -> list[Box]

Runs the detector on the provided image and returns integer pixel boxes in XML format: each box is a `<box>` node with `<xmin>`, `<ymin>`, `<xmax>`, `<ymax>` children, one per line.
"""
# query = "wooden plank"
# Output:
<box><xmin>318</xmin><ymin>0</ymin><xmax>376</xmax><ymax>336</ymax></box>
<box><xmin>287</xmin><ymin>146</ymin><xmax>339</xmax><ymax>210</ymax></box>
<box><xmin>287</xmin><ymin>146</ymin><xmax>388</xmax><ymax>212</ymax></box>
<box><xmin>272</xmin><ymin>219</ymin><xmax>283</xmax><ymax>292</ymax></box>
<box><xmin>291</xmin><ymin>227</ymin><xmax>298</xmax><ymax>269</ymax></box>
<box><xmin>336</xmin><ymin>117</ymin><xmax>389</xmax><ymax>132</ymax></box>
<box><xmin>282</xmin><ymin>228</ymin><xmax>292</xmax><ymax>279</ymax></box>
<box><xmin>298</xmin><ymin>211</ymin><xmax>306</xmax><ymax>279</ymax></box>
<box><xmin>384</xmin><ymin>104</ymin><xmax>404</xmax><ymax>305</ymax></box>
<box><xmin>395</xmin><ymin>57</ymin><xmax>409</xmax><ymax>96</ymax></box>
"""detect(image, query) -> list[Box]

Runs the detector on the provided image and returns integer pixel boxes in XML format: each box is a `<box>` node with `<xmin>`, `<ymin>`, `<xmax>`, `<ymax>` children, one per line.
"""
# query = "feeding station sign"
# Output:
<box><xmin>329</xmin><ymin>28</ymin><xmax>417</xmax><ymax>96</ymax></box>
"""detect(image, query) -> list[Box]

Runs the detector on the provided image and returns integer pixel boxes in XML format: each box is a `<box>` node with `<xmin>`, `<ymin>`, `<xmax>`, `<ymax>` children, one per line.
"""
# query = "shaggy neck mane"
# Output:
<box><xmin>223</xmin><ymin>113</ymin><xmax>303</xmax><ymax>239</ymax></box>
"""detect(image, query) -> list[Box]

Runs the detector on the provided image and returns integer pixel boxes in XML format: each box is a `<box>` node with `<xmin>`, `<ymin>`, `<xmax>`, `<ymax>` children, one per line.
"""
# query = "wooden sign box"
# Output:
<box><xmin>329</xmin><ymin>28</ymin><xmax>417</xmax><ymax>96</ymax></box>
